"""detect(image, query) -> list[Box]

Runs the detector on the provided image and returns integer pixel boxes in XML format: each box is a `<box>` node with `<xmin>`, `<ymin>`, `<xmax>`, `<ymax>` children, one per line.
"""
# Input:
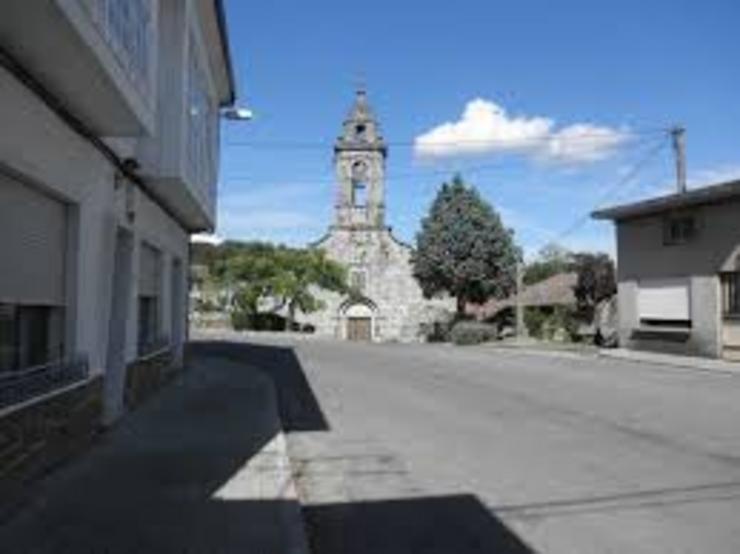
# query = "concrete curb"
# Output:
<box><xmin>210</xmin><ymin>361</ymin><xmax>313</xmax><ymax>554</ymax></box>
<box><xmin>481</xmin><ymin>343</ymin><xmax>740</xmax><ymax>377</ymax></box>
<box><xmin>598</xmin><ymin>348</ymin><xmax>740</xmax><ymax>376</ymax></box>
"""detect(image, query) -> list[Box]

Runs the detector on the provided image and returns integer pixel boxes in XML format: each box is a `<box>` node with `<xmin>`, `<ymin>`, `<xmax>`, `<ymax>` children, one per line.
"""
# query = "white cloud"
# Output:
<box><xmin>414</xmin><ymin>98</ymin><xmax>630</xmax><ymax>164</ymax></box>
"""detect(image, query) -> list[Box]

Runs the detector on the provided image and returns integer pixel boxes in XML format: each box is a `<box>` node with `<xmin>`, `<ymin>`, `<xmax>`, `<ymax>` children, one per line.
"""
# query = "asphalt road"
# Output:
<box><xmin>238</xmin><ymin>337</ymin><xmax>740</xmax><ymax>554</ymax></box>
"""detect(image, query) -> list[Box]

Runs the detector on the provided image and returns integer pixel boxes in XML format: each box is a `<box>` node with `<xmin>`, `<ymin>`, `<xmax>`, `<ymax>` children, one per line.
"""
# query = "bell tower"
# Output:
<box><xmin>334</xmin><ymin>89</ymin><xmax>387</xmax><ymax>229</ymax></box>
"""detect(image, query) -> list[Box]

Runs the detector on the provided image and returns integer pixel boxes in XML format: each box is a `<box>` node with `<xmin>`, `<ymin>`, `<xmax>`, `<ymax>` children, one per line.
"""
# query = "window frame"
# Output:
<box><xmin>721</xmin><ymin>272</ymin><xmax>740</xmax><ymax>319</ymax></box>
<box><xmin>0</xmin><ymin>303</ymin><xmax>65</xmax><ymax>373</ymax></box>
<box><xmin>662</xmin><ymin>211</ymin><xmax>699</xmax><ymax>246</ymax></box>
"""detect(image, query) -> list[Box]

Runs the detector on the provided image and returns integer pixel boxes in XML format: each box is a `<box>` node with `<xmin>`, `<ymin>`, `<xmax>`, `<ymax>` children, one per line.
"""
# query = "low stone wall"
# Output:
<box><xmin>0</xmin><ymin>376</ymin><xmax>103</xmax><ymax>519</ymax></box>
<box><xmin>124</xmin><ymin>348</ymin><xmax>177</xmax><ymax>409</ymax></box>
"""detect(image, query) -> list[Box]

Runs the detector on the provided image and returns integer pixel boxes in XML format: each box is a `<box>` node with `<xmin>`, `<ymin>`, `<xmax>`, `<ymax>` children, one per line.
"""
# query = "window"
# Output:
<box><xmin>187</xmin><ymin>33</ymin><xmax>218</xmax><ymax>201</ymax></box>
<box><xmin>86</xmin><ymin>0</ymin><xmax>153</xmax><ymax>94</ymax></box>
<box><xmin>355</xmin><ymin>124</ymin><xmax>367</xmax><ymax>140</ymax></box>
<box><xmin>350</xmin><ymin>269</ymin><xmax>367</xmax><ymax>293</ymax></box>
<box><xmin>663</xmin><ymin>213</ymin><xmax>697</xmax><ymax>245</ymax></box>
<box><xmin>138</xmin><ymin>243</ymin><xmax>162</xmax><ymax>355</ymax></box>
<box><xmin>722</xmin><ymin>273</ymin><xmax>740</xmax><ymax>317</ymax></box>
<box><xmin>352</xmin><ymin>181</ymin><xmax>368</xmax><ymax>207</ymax></box>
<box><xmin>0</xmin><ymin>304</ymin><xmax>65</xmax><ymax>372</ymax></box>
<box><xmin>138</xmin><ymin>296</ymin><xmax>159</xmax><ymax>354</ymax></box>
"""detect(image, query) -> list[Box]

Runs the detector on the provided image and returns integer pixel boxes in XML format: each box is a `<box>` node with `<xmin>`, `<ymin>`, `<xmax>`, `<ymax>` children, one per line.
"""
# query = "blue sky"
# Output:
<box><xmin>211</xmin><ymin>0</ymin><xmax>740</xmax><ymax>258</ymax></box>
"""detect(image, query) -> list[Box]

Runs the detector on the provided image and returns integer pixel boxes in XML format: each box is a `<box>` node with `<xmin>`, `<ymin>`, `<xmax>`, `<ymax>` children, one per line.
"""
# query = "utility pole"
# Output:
<box><xmin>516</xmin><ymin>261</ymin><xmax>527</xmax><ymax>340</ymax></box>
<box><xmin>671</xmin><ymin>126</ymin><xmax>687</xmax><ymax>194</ymax></box>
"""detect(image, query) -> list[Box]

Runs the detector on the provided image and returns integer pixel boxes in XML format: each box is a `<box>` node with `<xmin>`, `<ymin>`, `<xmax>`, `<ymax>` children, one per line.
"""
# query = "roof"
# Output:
<box><xmin>592</xmin><ymin>179</ymin><xmax>740</xmax><ymax>221</ymax></box>
<box><xmin>214</xmin><ymin>0</ymin><xmax>236</xmax><ymax>105</ymax></box>
<box><xmin>345</xmin><ymin>88</ymin><xmax>375</xmax><ymax>123</ymax></box>
<box><xmin>468</xmin><ymin>272</ymin><xmax>578</xmax><ymax>320</ymax></box>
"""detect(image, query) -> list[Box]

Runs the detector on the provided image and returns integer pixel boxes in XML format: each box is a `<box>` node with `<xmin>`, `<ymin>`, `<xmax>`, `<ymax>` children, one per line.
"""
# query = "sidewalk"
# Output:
<box><xmin>599</xmin><ymin>348</ymin><xmax>740</xmax><ymax>376</ymax></box>
<box><xmin>0</xmin><ymin>351</ymin><xmax>310</xmax><ymax>553</ymax></box>
<box><xmin>484</xmin><ymin>339</ymin><xmax>740</xmax><ymax>376</ymax></box>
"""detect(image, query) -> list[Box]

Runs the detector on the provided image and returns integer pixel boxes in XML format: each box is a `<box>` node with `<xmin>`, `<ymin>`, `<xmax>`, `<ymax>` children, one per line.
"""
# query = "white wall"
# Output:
<box><xmin>0</xmin><ymin>65</ymin><xmax>189</xmax><ymax>380</ymax></box>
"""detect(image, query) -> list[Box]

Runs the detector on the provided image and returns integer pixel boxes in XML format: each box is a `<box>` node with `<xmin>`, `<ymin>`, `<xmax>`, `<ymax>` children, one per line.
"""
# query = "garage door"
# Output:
<box><xmin>637</xmin><ymin>278</ymin><xmax>690</xmax><ymax>322</ymax></box>
<box><xmin>0</xmin><ymin>173</ymin><xmax>67</xmax><ymax>306</ymax></box>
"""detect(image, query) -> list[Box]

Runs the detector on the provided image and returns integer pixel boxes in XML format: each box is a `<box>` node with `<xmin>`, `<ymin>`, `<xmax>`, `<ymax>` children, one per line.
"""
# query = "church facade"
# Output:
<box><xmin>303</xmin><ymin>90</ymin><xmax>453</xmax><ymax>342</ymax></box>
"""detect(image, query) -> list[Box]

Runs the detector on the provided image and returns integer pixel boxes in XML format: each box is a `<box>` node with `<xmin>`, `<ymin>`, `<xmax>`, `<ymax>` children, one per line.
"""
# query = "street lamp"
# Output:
<box><xmin>221</xmin><ymin>106</ymin><xmax>254</xmax><ymax>121</ymax></box>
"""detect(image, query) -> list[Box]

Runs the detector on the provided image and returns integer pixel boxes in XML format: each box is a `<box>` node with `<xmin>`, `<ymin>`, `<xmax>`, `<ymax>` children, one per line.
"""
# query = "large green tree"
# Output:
<box><xmin>412</xmin><ymin>175</ymin><xmax>520</xmax><ymax>316</ymax></box>
<box><xmin>270</xmin><ymin>248</ymin><xmax>348</xmax><ymax>330</ymax></box>
<box><xmin>220</xmin><ymin>244</ymin><xmax>348</xmax><ymax>330</ymax></box>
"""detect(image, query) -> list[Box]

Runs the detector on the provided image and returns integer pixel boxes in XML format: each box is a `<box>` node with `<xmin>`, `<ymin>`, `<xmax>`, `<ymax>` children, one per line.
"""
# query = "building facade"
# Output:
<box><xmin>593</xmin><ymin>180</ymin><xmax>740</xmax><ymax>360</ymax></box>
<box><xmin>0</xmin><ymin>0</ymin><xmax>236</xmax><ymax>499</ymax></box>
<box><xmin>304</xmin><ymin>91</ymin><xmax>453</xmax><ymax>342</ymax></box>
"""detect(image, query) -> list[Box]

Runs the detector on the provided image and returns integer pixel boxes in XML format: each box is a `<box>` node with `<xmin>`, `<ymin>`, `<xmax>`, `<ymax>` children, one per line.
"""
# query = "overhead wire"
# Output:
<box><xmin>535</xmin><ymin>135</ymin><xmax>670</xmax><ymax>249</ymax></box>
<box><xmin>221</xmin><ymin>134</ymin><xmax>663</xmax><ymax>188</ymax></box>
<box><xmin>224</xmin><ymin>128</ymin><xmax>667</xmax><ymax>151</ymax></box>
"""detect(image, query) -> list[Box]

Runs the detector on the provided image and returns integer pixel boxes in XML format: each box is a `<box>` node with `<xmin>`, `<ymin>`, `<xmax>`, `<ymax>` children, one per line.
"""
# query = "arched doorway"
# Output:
<box><xmin>342</xmin><ymin>301</ymin><xmax>375</xmax><ymax>342</ymax></box>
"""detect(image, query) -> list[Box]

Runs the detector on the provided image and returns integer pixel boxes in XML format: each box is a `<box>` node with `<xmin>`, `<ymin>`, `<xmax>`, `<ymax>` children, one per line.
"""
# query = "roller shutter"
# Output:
<box><xmin>637</xmin><ymin>278</ymin><xmax>690</xmax><ymax>321</ymax></box>
<box><xmin>0</xmin><ymin>173</ymin><xmax>66</xmax><ymax>306</ymax></box>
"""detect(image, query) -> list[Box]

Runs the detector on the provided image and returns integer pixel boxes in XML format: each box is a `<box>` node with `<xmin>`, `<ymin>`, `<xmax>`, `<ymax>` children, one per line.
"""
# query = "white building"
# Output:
<box><xmin>0</xmin><ymin>0</ymin><xmax>236</xmax><ymax>488</ymax></box>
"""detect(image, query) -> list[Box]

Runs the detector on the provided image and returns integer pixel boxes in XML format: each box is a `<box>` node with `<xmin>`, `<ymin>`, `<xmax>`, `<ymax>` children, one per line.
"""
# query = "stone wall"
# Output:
<box><xmin>0</xmin><ymin>377</ymin><xmax>103</xmax><ymax>519</ymax></box>
<box><xmin>305</xmin><ymin>227</ymin><xmax>454</xmax><ymax>342</ymax></box>
<box><xmin>124</xmin><ymin>348</ymin><xmax>178</xmax><ymax>409</ymax></box>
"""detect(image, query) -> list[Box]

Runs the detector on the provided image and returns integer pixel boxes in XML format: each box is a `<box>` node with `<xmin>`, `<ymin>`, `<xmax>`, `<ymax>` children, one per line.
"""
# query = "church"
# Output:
<box><xmin>303</xmin><ymin>90</ymin><xmax>453</xmax><ymax>341</ymax></box>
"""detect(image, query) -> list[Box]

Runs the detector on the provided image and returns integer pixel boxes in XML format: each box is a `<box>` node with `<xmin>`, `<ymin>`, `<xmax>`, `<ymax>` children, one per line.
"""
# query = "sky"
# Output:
<box><xmin>208</xmin><ymin>0</ymin><xmax>740</xmax><ymax>259</ymax></box>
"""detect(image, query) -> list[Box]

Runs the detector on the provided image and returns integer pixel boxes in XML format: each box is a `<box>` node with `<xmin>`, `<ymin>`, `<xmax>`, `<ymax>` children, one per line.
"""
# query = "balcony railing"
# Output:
<box><xmin>0</xmin><ymin>355</ymin><xmax>90</xmax><ymax>411</ymax></box>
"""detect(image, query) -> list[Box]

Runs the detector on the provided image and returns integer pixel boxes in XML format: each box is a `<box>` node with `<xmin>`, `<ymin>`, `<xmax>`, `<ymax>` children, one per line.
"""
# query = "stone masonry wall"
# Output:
<box><xmin>305</xmin><ymin>227</ymin><xmax>454</xmax><ymax>342</ymax></box>
<box><xmin>124</xmin><ymin>348</ymin><xmax>178</xmax><ymax>409</ymax></box>
<box><xmin>0</xmin><ymin>377</ymin><xmax>103</xmax><ymax>519</ymax></box>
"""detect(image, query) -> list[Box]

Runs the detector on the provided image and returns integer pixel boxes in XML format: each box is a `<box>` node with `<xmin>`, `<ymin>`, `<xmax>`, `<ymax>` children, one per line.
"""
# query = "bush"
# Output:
<box><xmin>449</xmin><ymin>321</ymin><xmax>497</xmax><ymax>346</ymax></box>
<box><xmin>231</xmin><ymin>309</ymin><xmax>252</xmax><ymax>331</ymax></box>
<box><xmin>525</xmin><ymin>306</ymin><xmax>580</xmax><ymax>342</ymax></box>
<box><xmin>231</xmin><ymin>310</ymin><xmax>289</xmax><ymax>331</ymax></box>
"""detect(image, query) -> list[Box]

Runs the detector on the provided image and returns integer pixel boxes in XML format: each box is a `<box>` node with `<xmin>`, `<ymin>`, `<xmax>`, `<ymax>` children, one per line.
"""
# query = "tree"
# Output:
<box><xmin>524</xmin><ymin>243</ymin><xmax>573</xmax><ymax>285</ymax></box>
<box><xmin>412</xmin><ymin>175</ymin><xmax>520</xmax><ymax>317</ymax></box>
<box><xmin>571</xmin><ymin>252</ymin><xmax>616</xmax><ymax>313</ymax></box>
<box><xmin>220</xmin><ymin>244</ymin><xmax>348</xmax><ymax>331</ymax></box>
<box><xmin>222</xmin><ymin>246</ymin><xmax>281</xmax><ymax>325</ymax></box>
<box><xmin>270</xmin><ymin>248</ymin><xmax>348</xmax><ymax>330</ymax></box>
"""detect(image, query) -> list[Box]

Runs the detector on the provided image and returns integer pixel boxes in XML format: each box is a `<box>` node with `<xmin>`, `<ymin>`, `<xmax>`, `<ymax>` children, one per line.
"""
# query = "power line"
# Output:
<box><xmin>224</xmin><ymin>129</ymin><xmax>666</xmax><ymax>151</ymax></box>
<box><xmin>540</xmin><ymin>136</ymin><xmax>670</xmax><ymax>248</ymax></box>
<box><xmin>221</xmin><ymin>135</ymin><xmax>664</xmax><ymax>188</ymax></box>
<box><xmin>223</xmin><ymin>160</ymin><xmax>513</xmax><ymax>189</ymax></box>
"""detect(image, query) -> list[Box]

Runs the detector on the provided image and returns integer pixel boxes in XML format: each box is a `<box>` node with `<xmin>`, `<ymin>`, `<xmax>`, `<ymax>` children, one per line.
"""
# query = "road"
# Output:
<box><xmin>236</xmin><ymin>337</ymin><xmax>740</xmax><ymax>554</ymax></box>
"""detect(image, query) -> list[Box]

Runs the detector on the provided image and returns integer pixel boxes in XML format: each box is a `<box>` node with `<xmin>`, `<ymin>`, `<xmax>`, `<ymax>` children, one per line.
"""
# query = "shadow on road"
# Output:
<box><xmin>0</xmin><ymin>339</ymin><xmax>537</xmax><ymax>552</ymax></box>
<box><xmin>196</xmin><ymin>339</ymin><xmax>537</xmax><ymax>553</ymax></box>
<box><xmin>0</xmin><ymin>341</ymin><xmax>308</xmax><ymax>553</ymax></box>
<box><xmin>192</xmin><ymin>340</ymin><xmax>330</xmax><ymax>432</ymax></box>
<box><xmin>304</xmin><ymin>494</ymin><xmax>535</xmax><ymax>554</ymax></box>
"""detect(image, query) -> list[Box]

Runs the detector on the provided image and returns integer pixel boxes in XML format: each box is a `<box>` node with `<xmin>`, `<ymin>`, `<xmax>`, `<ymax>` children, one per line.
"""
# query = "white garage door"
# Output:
<box><xmin>0</xmin><ymin>173</ymin><xmax>67</xmax><ymax>306</ymax></box>
<box><xmin>637</xmin><ymin>278</ymin><xmax>690</xmax><ymax>321</ymax></box>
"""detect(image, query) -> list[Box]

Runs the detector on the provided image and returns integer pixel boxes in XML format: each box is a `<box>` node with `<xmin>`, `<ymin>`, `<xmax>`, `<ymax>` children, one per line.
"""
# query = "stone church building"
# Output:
<box><xmin>302</xmin><ymin>90</ymin><xmax>453</xmax><ymax>341</ymax></box>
